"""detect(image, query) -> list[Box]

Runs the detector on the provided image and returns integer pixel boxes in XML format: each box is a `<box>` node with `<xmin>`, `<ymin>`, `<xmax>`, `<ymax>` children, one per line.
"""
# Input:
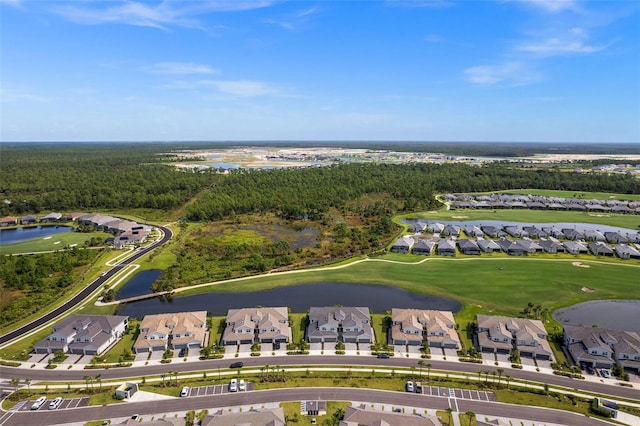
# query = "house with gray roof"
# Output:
<box><xmin>477</xmin><ymin>238</ymin><xmax>501</xmax><ymax>253</ymax></box>
<box><xmin>605</xmin><ymin>232</ymin><xmax>628</xmax><ymax>244</ymax></box>
<box><xmin>442</xmin><ymin>224</ymin><xmax>461</xmax><ymax>237</ymax></box>
<box><xmin>391</xmin><ymin>236</ymin><xmax>414</xmax><ymax>253</ymax></box>
<box><xmin>589</xmin><ymin>242</ymin><xmax>614</xmax><ymax>257</ymax></box>
<box><xmin>202</xmin><ymin>408</ymin><xmax>285</xmax><ymax>426</ymax></box>
<box><xmin>463</xmin><ymin>225</ymin><xmax>484</xmax><ymax>238</ymax></box>
<box><xmin>561</xmin><ymin>228</ymin><xmax>583</xmax><ymax>240</ymax></box>
<box><xmin>34</xmin><ymin>315</ymin><xmax>128</xmax><ymax>355</ymax></box>
<box><xmin>457</xmin><ymin>239</ymin><xmax>480</xmax><ymax>255</ymax></box>
<box><xmin>428</xmin><ymin>223</ymin><xmax>445</xmax><ymax>233</ymax></box>
<box><xmin>614</xmin><ymin>244</ymin><xmax>640</xmax><ymax>260</ymax></box>
<box><xmin>21</xmin><ymin>214</ymin><xmax>37</xmax><ymax>225</ymax></box>
<box><xmin>522</xmin><ymin>226</ymin><xmax>546</xmax><ymax>239</ymax></box>
<box><xmin>565</xmin><ymin>203</ymin><xmax>587</xmax><ymax>211</ymax></box>
<box><xmin>307</xmin><ymin>307</ymin><xmax>373</xmax><ymax>344</ymax></box>
<box><xmin>481</xmin><ymin>226</ymin><xmax>500</xmax><ymax>238</ymax></box>
<box><xmin>538</xmin><ymin>239</ymin><xmax>565</xmax><ymax>254</ymax></box>
<box><xmin>611</xmin><ymin>205</ymin><xmax>633</xmax><ymax>214</ymax></box>
<box><xmin>340</xmin><ymin>405</ymin><xmax>441</xmax><ymax>426</ymax></box>
<box><xmin>41</xmin><ymin>212</ymin><xmax>62</xmax><ymax>222</ymax></box>
<box><xmin>496</xmin><ymin>239</ymin><xmax>528</xmax><ymax>256</ymax></box>
<box><xmin>584</xmin><ymin>230</ymin><xmax>606</xmax><ymax>242</ymax></box>
<box><xmin>410</xmin><ymin>221</ymin><xmax>428</xmax><ymax>233</ymax></box>
<box><xmin>542</xmin><ymin>226</ymin><xmax>564</xmax><ymax>239</ymax></box>
<box><xmin>563</xmin><ymin>240</ymin><xmax>588</xmax><ymax>255</ymax></box>
<box><xmin>412</xmin><ymin>239</ymin><xmax>435</xmax><ymax>256</ymax></box>
<box><xmin>564</xmin><ymin>325</ymin><xmax>640</xmax><ymax>372</ymax></box>
<box><xmin>436</xmin><ymin>238</ymin><xmax>456</xmax><ymax>256</ymax></box>
<box><xmin>503</xmin><ymin>226</ymin><xmax>527</xmax><ymax>238</ymax></box>
<box><xmin>222</xmin><ymin>307</ymin><xmax>291</xmax><ymax>345</ymax></box>
<box><xmin>586</xmin><ymin>204</ymin><xmax>610</xmax><ymax>213</ymax></box>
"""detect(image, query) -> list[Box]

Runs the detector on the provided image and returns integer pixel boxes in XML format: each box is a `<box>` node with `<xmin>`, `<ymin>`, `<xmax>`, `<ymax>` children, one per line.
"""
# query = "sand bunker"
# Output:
<box><xmin>572</xmin><ymin>261</ymin><xmax>590</xmax><ymax>268</ymax></box>
<box><xmin>581</xmin><ymin>287</ymin><xmax>595</xmax><ymax>293</ymax></box>
<box><xmin>53</xmin><ymin>241</ymin><xmax>61</xmax><ymax>245</ymax></box>
<box><xmin>452</xmin><ymin>215</ymin><xmax>468</xmax><ymax>219</ymax></box>
<box><xmin>43</xmin><ymin>236</ymin><xmax>52</xmax><ymax>240</ymax></box>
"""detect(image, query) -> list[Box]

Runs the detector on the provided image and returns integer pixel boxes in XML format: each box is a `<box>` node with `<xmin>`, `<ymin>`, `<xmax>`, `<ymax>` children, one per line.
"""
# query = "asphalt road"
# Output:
<box><xmin>2</xmin><ymin>355</ymin><xmax>638</xmax><ymax>402</ymax></box>
<box><xmin>0</xmin><ymin>387</ymin><xmax>612</xmax><ymax>426</ymax></box>
<box><xmin>0</xmin><ymin>224</ymin><xmax>173</xmax><ymax>345</ymax></box>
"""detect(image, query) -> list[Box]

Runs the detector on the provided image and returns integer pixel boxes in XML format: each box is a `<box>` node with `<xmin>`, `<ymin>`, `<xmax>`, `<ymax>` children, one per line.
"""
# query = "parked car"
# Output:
<box><xmin>180</xmin><ymin>387</ymin><xmax>190</xmax><ymax>397</ymax></box>
<box><xmin>131</xmin><ymin>414</ymin><xmax>139</xmax><ymax>420</ymax></box>
<box><xmin>600</xmin><ymin>369</ymin><xmax>611</xmax><ymax>378</ymax></box>
<box><xmin>229</xmin><ymin>378</ymin><xmax>238</xmax><ymax>392</ymax></box>
<box><xmin>377</xmin><ymin>353</ymin><xmax>390</xmax><ymax>359</ymax></box>
<box><xmin>31</xmin><ymin>396</ymin><xmax>47</xmax><ymax>410</ymax></box>
<box><xmin>230</xmin><ymin>361</ymin><xmax>244</xmax><ymax>368</ymax></box>
<box><xmin>178</xmin><ymin>348</ymin><xmax>186</xmax><ymax>358</ymax></box>
<box><xmin>239</xmin><ymin>379</ymin><xmax>246</xmax><ymax>391</ymax></box>
<box><xmin>48</xmin><ymin>397</ymin><xmax>62</xmax><ymax>410</ymax></box>
<box><xmin>405</xmin><ymin>381</ymin><xmax>414</xmax><ymax>392</ymax></box>
<box><xmin>415</xmin><ymin>382</ymin><xmax>422</xmax><ymax>393</ymax></box>
<box><xmin>587</xmin><ymin>366</ymin><xmax>595</xmax><ymax>375</ymax></box>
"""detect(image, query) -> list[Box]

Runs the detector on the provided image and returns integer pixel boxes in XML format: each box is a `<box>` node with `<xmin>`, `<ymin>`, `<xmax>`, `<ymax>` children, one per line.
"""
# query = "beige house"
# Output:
<box><xmin>390</xmin><ymin>309</ymin><xmax>460</xmax><ymax>348</ymax></box>
<box><xmin>476</xmin><ymin>314</ymin><xmax>553</xmax><ymax>360</ymax></box>
<box><xmin>133</xmin><ymin>311</ymin><xmax>207</xmax><ymax>353</ymax></box>
<box><xmin>202</xmin><ymin>408</ymin><xmax>285</xmax><ymax>426</ymax></box>
<box><xmin>564</xmin><ymin>325</ymin><xmax>640</xmax><ymax>372</ymax></box>
<box><xmin>340</xmin><ymin>405</ymin><xmax>441</xmax><ymax>426</ymax></box>
<box><xmin>308</xmin><ymin>307</ymin><xmax>374</xmax><ymax>343</ymax></box>
<box><xmin>221</xmin><ymin>307</ymin><xmax>291</xmax><ymax>345</ymax></box>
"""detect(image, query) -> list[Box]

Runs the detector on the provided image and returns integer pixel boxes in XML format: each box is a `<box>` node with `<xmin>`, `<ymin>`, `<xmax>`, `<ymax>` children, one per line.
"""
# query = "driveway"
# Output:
<box><xmin>344</xmin><ymin>343</ymin><xmax>358</xmax><ymax>352</ymax></box>
<box><xmin>536</xmin><ymin>359</ymin><xmax>552</xmax><ymax>369</ymax></box>
<box><xmin>134</xmin><ymin>352</ymin><xmax>148</xmax><ymax>362</ymax></box>
<box><xmin>496</xmin><ymin>353</ymin><xmax>510</xmax><ymax>364</ymax></box>
<box><xmin>224</xmin><ymin>345</ymin><xmax>237</xmax><ymax>356</ymax></box>
<box><xmin>481</xmin><ymin>352</ymin><xmax>495</xmax><ymax>363</ymax></box>
<box><xmin>309</xmin><ymin>343</ymin><xmax>322</xmax><ymax>352</ymax></box>
<box><xmin>443</xmin><ymin>348</ymin><xmax>458</xmax><ymax>359</ymax></box>
<box><xmin>61</xmin><ymin>354</ymin><xmax>83</xmax><ymax>365</ymax></box>
<box><xmin>149</xmin><ymin>351</ymin><xmax>164</xmax><ymax>361</ymax></box>
<box><xmin>521</xmin><ymin>357</ymin><xmax>536</xmax><ymax>366</ymax></box>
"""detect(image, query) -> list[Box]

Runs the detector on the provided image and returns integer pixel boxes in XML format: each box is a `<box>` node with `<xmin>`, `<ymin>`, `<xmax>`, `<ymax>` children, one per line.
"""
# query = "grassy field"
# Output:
<box><xmin>0</xmin><ymin>231</ymin><xmax>111</xmax><ymax>255</ymax></box>
<box><xmin>281</xmin><ymin>401</ymin><xmax>351</xmax><ymax>425</ymax></box>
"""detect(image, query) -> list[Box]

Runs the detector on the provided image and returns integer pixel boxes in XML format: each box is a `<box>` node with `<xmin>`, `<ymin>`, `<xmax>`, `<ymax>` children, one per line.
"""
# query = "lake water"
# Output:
<box><xmin>114</xmin><ymin>269</ymin><xmax>163</xmax><ymax>300</ymax></box>
<box><xmin>402</xmin><ymin>219</ymin><xmax>639</xmax><ymax>236</ymax></box>
<box><xmin>553</xmin><ymin>300</ymin><xmax>640</xmax><ymax>334</ymax></box>
<box><xmin>0</xmin><ymin>226</ymin><xmax>73</xmax><ymax>245</ymax></box>
<box><xmin>205</xmin><ymin>162</ymin><xmax>241</xmax><ymax>169</ymax></box>
<box><xmin>116</xmin><ymin>282</ymin><xmax>462</xmax><ymax>319</ymax></box>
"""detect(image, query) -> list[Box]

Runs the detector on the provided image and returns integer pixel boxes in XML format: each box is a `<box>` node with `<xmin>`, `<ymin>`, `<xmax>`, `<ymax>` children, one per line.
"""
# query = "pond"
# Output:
<box><xmin>116</xmin><ymin>282</ymin><xmax>462</xmax><ymax>319</ymax></box>
<box><xmin>402</xmin><ymin>219</ymin><xmax>639</xmax><ymax>236</ymax></box>
<box><xmin>114</xmin><ymin>269</ymin><xmax>163</xmax><ymax>300</ymax></box>
<box><xmin>553</xmin><ymin>300</ymin><xmax>640</xmax><ymax>334</ymax></box>
<box><xmin>0</xmin><ymin>226</ymin><xmax>73</xmax><ymax>245</ymax></box>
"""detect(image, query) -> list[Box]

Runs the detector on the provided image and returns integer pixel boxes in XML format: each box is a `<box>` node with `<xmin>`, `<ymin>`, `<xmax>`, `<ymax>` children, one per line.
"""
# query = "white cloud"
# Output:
<box><xmin>165</xmin><ymin>79</ymin><xmax>279</xmax><ymax>97</ymax></box>
<box><xmin>262</xmin><ymin>5</ymin><xmax>321</xmax><ymax>31</ymax></box>
<box><xmin>52</xmin><ymin>1</ymin><xmax>277</xmax><ymax>30</ymax></box>
<box><xmin>513</xmin><ymin>0</ymin><xmax>578</xmax><ymax>13</ymax></box>
<box><xmin>517</xmin><ymin>37</ymin><xmax>607</xmax><ymax>56</ymax></box>
<box><xmin>148</xmin><ymin>62</ymin><xmax>218</xmax><ymax>75</ymax></box>
<box><xmin>464</xmin><ymin>62</ymin><xmax>542</xmax><ymax>86</ymax></box>
<box><xmin>386</xmin><ymin>0</ymin><xmax>453</xmax><ymax>8</ymax></box>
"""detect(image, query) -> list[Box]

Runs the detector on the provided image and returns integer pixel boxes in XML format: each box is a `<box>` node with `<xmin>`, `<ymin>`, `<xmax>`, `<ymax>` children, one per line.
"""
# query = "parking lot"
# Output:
<box><xmin>411</xmin><ymin>385</ymin><xmax>497</xmax><ymax>402</ymax></box>
<box><xmin>183</xmin><ymin>381</ymin><xmax>255</xmax><ymax>397</ymax></box>
<box><xmin>17</xmin><ymin>396</ymin><xmax>90</xmax><ymax>411</ymax></box>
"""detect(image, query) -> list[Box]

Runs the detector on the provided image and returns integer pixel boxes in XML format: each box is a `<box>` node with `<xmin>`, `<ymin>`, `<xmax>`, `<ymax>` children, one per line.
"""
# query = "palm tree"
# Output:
<box><xmin>410</xmin><ymin>366</ymin><xmax>416</xmax><ymax>380</ymax></box>
<box><xmin>95</xmin><ymin>374</ymin><xmax>102</xmax><ymax>392</ymax></box>
<box><xmin>476</xmin><ymin>369</ymin><xmax>482</xmax><ymax>383</ymax></box>
<box><xmin>484</xmin><ymin>370</ymin><xmax>489</xmax><ymax>384</ymax></box>
<box><xmin>496</xmin><ymin>368</ymin><xmax>504</xmax><ymax>387</ymax></box>
<box><xmin>505</xmin><ymin>375</ymin><xmax>511</xmax><ymax>389</ymax></box>
<box><xmin>426</xmin><ymin>363</ymin><xmax>432</xmax><ymax>381</ymax></box>
<box><xmin>25</xmin><ymin>378</ymin><xmax>31</xmax><ymax>395</ymax></box>
<box><xmin>491</xmin><ymin>371</ymin><xmax>497</xmax><ymax>385</ymax></box>
<box><xmin>445</xmin><ymin>407</ymin><xmax>453</xmax><ymax>426</ymax></box>
<box><xmin>10</xmin><ymin>378</ymin><xmax>20</xmax><ymax>394</ymax></box>
<box><xmin>83</xmin><ymin>375</ymin><xmax>91</xmax><ymax>392</ymax></box>
<box><xmin>418</xmin><ymin>360</ymin><xmax>425</xmax><ymax>378</ymax></box>
<box><xmin>465</xmin><ymin>411</ymin><xmax>475</xmax><ymax>426</ymax></box>
<box><xmin>161</xmin><ymin>373</ymin><xmax>166</xmax><ymax>387</ymax></box>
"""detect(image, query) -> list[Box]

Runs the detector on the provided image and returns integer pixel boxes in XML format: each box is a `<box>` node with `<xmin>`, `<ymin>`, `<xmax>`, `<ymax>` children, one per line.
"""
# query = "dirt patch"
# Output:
<box><xmin>452</xmin><ymin>215</ymin><xmax>468</xmax><ymax>219</ymax></box>
<box><xmin>581</xmin><ymin>287</ymin><xmax>594</xmax><ymax>293</ymax></box>
<box><xmin>572</xmin><ymin>261</ymin><xmax>590</xmax><ymax>268</ymax></box>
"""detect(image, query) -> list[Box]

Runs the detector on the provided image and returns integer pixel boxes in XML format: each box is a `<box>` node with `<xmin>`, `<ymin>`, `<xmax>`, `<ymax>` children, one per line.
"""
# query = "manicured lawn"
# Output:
<box><xmin>0</xmin><ymin>231</ymin><xmax>111</xmax><ymax>255</ymax></box>
<box><xmin>281</xmin><ymin>401</ymin><xmax>351</xmax><ymax>425</ymax></box>
<box><xmin>371</xmin><ymin>314</ymin><xmax>389</xmax><ymax>346</ymax></box>
<box><xmin>102</xmin><ymin>322</ymin><xmax>139</xmax><ymax>364</ymax></box>
<box><xmin>288</xmin><ymin>313</ymin><xmax>308</xmax><ymax>343</ymax></box>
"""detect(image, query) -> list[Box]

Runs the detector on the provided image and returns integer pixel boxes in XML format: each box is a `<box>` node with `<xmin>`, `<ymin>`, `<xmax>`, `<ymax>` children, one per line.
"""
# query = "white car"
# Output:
<box><xmin>600</xmin><ymin>369</ymin><xmax>611</xmax><ymax>378</ymax></box>
<box><xmin>238</xmin><ymin>379</ymin><xmax>246</xmax><ymax>391</ymax></box>
<box><xmin>49</xmin><ymin>397</ymin><xmax>63</xmax><ymax>410</ymax></box>
<box><xmin>405</xmin><ymin>381</ymin><xmax>414</xmax><ymax>392</ymax></box>
<box><xmin>180</xmin><ymin>387</ymin><xmax>190</xmax><ymax>397</ymax></box>
<box><xmin>31</xmin><ymin>396</ymin><xmax>47</xmax><ymax>410</ymax></box>
<box><xmin>229</xmin><ymin>378</ymin><xmax>237</xmax><ymax>392</ymax></box>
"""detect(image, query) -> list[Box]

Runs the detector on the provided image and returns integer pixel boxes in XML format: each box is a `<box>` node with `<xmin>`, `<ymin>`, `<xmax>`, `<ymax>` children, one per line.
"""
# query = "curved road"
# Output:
<box><xmin>2</xmin><ymin>355</ymin><xmax>638</xmax><ymax>401</ymax></box>
<box><xmin>0</xmin><ymin>224</ymin><xmax>173</xmax><ymax>345</ymax></box>
<box><xmin>0</xmin><ymin>387</ymin><xmax>612</xmax><ymax>426</ymax></box>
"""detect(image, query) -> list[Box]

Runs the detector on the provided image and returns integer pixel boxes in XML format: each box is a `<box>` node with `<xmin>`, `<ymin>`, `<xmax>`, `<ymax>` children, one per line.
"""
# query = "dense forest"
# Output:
<box><xmin>186</xmin><ymin>163</ymin><xmax>640</xmax><ymax>221</ymax></box>
<box><xmin>0</xmin><ymin>144</ymin><xmax>217</xmax><ymax>215</ymax></box>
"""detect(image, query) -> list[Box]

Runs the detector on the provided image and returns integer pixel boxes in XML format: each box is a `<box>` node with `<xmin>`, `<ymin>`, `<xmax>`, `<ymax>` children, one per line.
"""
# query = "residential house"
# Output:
<box><xmin>21</xmin><ymin>214</ymin><xmax>37</xmax><ymax>225</ymax></box>
<box><xmin>412</xmin><ymin>239</ymin><xmax>436</xmax><ymax>256</ymax></box>
<box><xmin>563</xmin><ymin>241</ymin><xmax>589</xmax><ymax>255</ymax></box>
<box><xmin>463</xmin><ymin>225</ymin><xmax>484</xmax><ymax>238</ymax></box>
<box><xmin>428</xmin><ymin>222</ymin><xmax>445</xmax><ymax>234</ymax></box>
<box><xmin>410</xmin><ymin>221</ymin><xmax>428</xmax><ymax>233</ymax></box>
<box><xmin>436</xmin><ymin>238</ymin><xmax>456</xmax><ymax>256</ymax></box>
<box><xmin>541</xmin><ymin>226</ymin><xmax>564</xmax><ymax>239</ymax></box>
<box><xmin>546</xmin><ymin>203</ymin><xmax>567</xmax><ymax>210</ymax></box>
<box><xmin>391</xmin><ymin>236</ymin><xmax>415</xmax><ymax>253</ymax></box>
<box><xmin>538</xmin><ymin>239</ymin><xmax>565</xmax><ymax>254</ymax></box>
<box><xmin>390</xmin><ymin>309</ymin><xmax>460</xmax><ymax>348</ymax></box>
<box><xmin>611</xmin><ymin>205</ymin><xmax>633</xmax><ymax>214</ymax></box>
<box><xmin>517</xmin><ymin>239</ymin><xmax>543</xmax><ymax>254</ymax></box>
<box><xmin>476</xmin><ymin>315</ymin><xmax>552</xmax><ymax>359</ymax></box>
<box><xmin>202</xmin><ymin>408</ymin><xmax>286</xmax><ymax>426</ymax></box>
<box><xmin>307</xmin><ymin>307</ymin><xmax>373</xmax><ymax>344</ymax></box>
<box><xmin>496</xmin><ymin>239</ymin><xmax>528</xmax><ymax>256</ymax></box>
<box><xmin>615</xmin><ymin>244</ymin><xmax>640</xmax><ymax>260</ymax></box>
<box><xmin>442</xmin><ymin>224</ymin><xmax>461</xmax><ymax>237</ymax></box>
<box><xmin>60</xmin><ymin>212</ymin><xmax>86</xmax><ymax>222</ymax></box>
<box><xmin>564</xmin><ymin>325</ymin><xmax>640</xmax><ymax>372</ymax></box>
<box><xmin>584</xmin><ymin>230</ymin><xmax>606</xmax><ymax>242</ymax></box>
<box><xmin>221</xmin><ymin>307</ymin><xmax>291</xmax><ymax>345</ymax></box>
<box><xmin>565</xmin><ymin>203</ymin><xmax>587</xmax><ymax>211</ymax></box>
<box><xmin>133</xmin><ymin>311</ymin><xmax>206</xmax><ymax>353</ymax></box>
<box><xmin>477</xmin><ymin>238</ymin><xmax>501</xmax><ymax>253</ymax></box>
<box><xmin>589</xmin><ymin>242</ymin><xmax>614</xmax><ymax>257</ymax></box>
<box><xmin>41</xmin><ymin>212</ymin><xmax>62</xmax><ymax>222</ymax></box>
<box><xmin>457</xmin><ymin>239</ymin><xmax>480</xmax><ymax>255</ymax></box>
<box><xmin>605</xmin><ymin>232</ymin><xmax>628</xmax><ymax>244</ymax></box>
<box><xmin>114</xmin><ymin>228</ymin><xmax>150</xmax><ymax>249</ymax></box>
<box><xmin>586</xmin><ymin>204</ymin><xmax>610</xmax><ymax>213</ymax></box>
<box><xmin>481</xmin><ymin>226</ymin><xmax>500</xmax><ymax>238</ymax></box>
<box><xmin>561</xmin><ymin>228</ymin><xmax>583</xmax><ymax>240</ymax></box>
<box><xmin>503</xmin><ymin>226</ymin><xmax>527</xmax><ymax>238</ymax></box>
<box><xmin>33</xmin><ymin>315</ymin><xmax>128</xmax><ymax>355</ymax></box>
<box><xmin>0</xmin><ymin>216</ymin><xmax>18</xmax><ymax>227</ymax></box>
<box><xmin>339</xmin><ymin>405</ymin><xmax>441</xmax><ymax>426</ymax></box>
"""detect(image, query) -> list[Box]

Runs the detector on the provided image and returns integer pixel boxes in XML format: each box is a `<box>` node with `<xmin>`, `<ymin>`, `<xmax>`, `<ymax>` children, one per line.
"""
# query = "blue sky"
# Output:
<box><xmin>1</xmin><ymin>0</ymin><xmax>638</xmax><ymax>143</ymax></box>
